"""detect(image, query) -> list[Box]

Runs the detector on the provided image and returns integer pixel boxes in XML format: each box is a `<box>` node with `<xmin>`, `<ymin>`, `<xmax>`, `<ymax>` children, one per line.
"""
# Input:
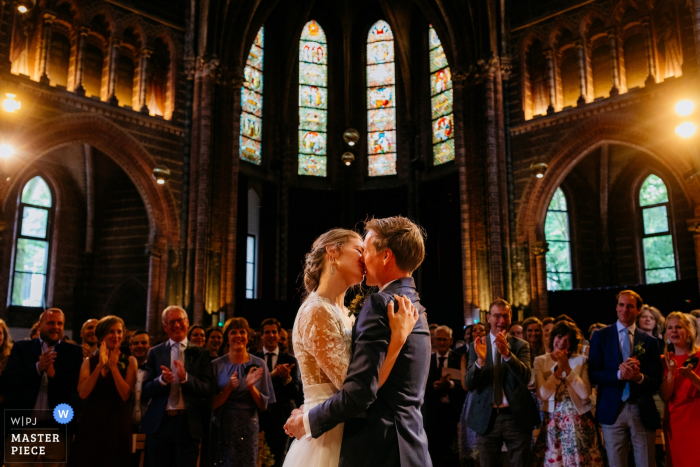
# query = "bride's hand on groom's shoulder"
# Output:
<box><xmin>388</xmin><ymin>294</ymin><xmax>419</xmax><ymax>343</ymax></box>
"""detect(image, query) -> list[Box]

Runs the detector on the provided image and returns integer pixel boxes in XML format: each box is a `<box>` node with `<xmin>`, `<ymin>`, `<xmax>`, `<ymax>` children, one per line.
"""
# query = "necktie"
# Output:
<box><xmin>493</xmin><ymin>344</ymin><xmax>503</xmax><ymax>407</ymax></box>
<box><xmin>266</xmin><ymin>353</ymin><xmax>274</xmax><ymax>372</ymax></box>
<box><xmin>168</xmin><ymin>343</ymin><xmax>183</xmax><ymax>408</ymax></box>
<box><xmin>621</xmin><ymin>329</ymin><xmax>631</xmax><ymax>402</ymax></box>
<box><xmin>438</xmin><ymin>356</ymin><xmax>446</xmax><ymax>369</ymax></box>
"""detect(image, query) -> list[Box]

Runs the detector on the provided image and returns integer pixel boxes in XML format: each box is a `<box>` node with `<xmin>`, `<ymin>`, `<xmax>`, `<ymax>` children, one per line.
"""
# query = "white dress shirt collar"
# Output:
<box><xmin>379</xmin><ymin>278</ymin><xmax>402</xmax><ymax>292</ymax></box>
<box><xmin>616</xmin><ymin>320</ymin><xmax>636</xmax><ymax>335</ymax></box>
<box><xmin>263</xmin><ymin>346</ymin><xmax>279</xmax><ymax>356</ymax></box>
<box><xmin>169</xmin><ymin>337</ymin><xmax>188</xmax><ymax>348</ymax></box>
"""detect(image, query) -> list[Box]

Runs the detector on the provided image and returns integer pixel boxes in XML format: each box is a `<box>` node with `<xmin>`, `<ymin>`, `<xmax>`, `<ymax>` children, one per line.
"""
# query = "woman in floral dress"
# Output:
<box><xmin>531</xmin><ymin>321</ymin><xmax>604</xmax><ymax>467</ymax></box>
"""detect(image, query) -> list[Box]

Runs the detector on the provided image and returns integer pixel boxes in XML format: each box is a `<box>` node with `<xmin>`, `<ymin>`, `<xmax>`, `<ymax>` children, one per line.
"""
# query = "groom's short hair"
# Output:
<box><xmin>365</xmin><ymin>216</ymin><xmax>426</xmax><ymax>273</ymax></box>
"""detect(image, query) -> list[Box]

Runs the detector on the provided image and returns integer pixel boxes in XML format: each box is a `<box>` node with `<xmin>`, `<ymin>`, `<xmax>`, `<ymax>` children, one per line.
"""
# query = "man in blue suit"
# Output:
<box><xmin>141</xmin><ymin>306</ymin><xmax>213</xmax><ymax>467</ymax></box>
<box><xmin>589</xmin><ymin>290</ymin><xmax>662</xmax><ymax>467</ymax></box>
<box><xmin>285</xmin><ymin>216</ymin><xmax>432</xmax><ymax>467</ymax></box>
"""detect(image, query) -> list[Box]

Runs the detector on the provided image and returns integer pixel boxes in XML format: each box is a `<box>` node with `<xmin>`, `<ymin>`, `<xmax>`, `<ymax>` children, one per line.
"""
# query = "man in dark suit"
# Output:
<box><xmin>3</xmin><ymin>308</ymin><xmax>83</xmax><ymax>466</ymax></box>
<box><xmin>254</xmin><ymin>318</ymin><xmax>302</xmax><ymax>466</ymax></box>
<box><xmin>285</xmin><ymin>216</ymin><xmax>432</xmax><ymax>467</ymax></box>
<box><xmin>466</xmin><ymin>299</ymin><xmax>538</xmax><ymax>467</ymax></box>
<box><xmin>141</xmin><ymin>306</ymin><xmax>213</xmax><ymax>467</ymax></box>
<box><xmin>424</xmin><ymin>325</ymin><xmax>465</xmax><ymax>467</ymax></box>
<box><xmin>588</xmin><ymin>290</ymin><xmax>662</xmax><ymax>467</ymax></box>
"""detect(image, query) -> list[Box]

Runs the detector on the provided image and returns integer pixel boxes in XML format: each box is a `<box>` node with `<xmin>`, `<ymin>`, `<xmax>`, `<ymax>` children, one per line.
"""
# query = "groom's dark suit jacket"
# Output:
<box><xmin>308</xmin><ymin>277</ymin><xmax>432</xmax><ymax>467</ymax></box>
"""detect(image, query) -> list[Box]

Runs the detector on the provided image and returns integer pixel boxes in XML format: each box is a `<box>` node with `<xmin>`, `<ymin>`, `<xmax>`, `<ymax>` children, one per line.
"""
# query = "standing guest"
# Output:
<box><xmin>279</xmin><ymin>328</ymin><xmax>290</xmax><ymax>354</ymax></box>
<box><xmin>424</xmin><ymin>325</ymin><xmax>466</xmax><ymax>467</ymax></box>
<box><xmin>542</xmin><ymin>317</ymin><xmax>554</xmax><ymax>350</ymax></box>
<box><xmin>638</xmin><ymin>305</ymin><xmax>665</xmax><ymax>350</ymax></box>
<box><xmin>522</xmin><ymin>317</ymin><xmax>545</xmax><ymax>366</ymax></box>
<box><xmin>129</xmin><ymin>330</ymin><xmax>151</xmax><ymax>430</ymax></box>
<box><xmin>583</xmin><ymin>323</ymin><xmax>607</xmax><ymax>357</ymax></box>
<box><xmin>28</xmin><ymin>320</ymin><xmax>41</xmax><ymax>340</ymax></box>
<box><xmin>0</xmin><ymin>318</ymin><xmax>13</xmax><ymax>375</ymax></box>
<box><xmin>588</xmin><ymin>290</ymin><xmax>662</xmax><ymax>467</ymax></box>
<box><xmin>210</xmin><ymin>318</ymin><xmax>274</xmax><ymax>467</ymax></box>
<box><xmin>68</xmin><ymin>316</ymin><xmax>138</xmax><ymax>467</ymax></box>
<box><xmin>455</xmin><ymin>325</ymin><xmax>474</xmax><ymax>356</ymax></box>
<box><xmin>3</xmin><ymin>309</ymin><xmax>83</xmax><ymax>466</ymax></box>
<box><xmin>466</xmin><ymin>299</ymin><xmax>539</xmax><ymax>467</ymax></box>
<box><xmin>689</xmin><ymin>310</ymin><xmax>700</xmax><ymax>345</ymax></box>
<box><xmin>254</xmin><ymin>318</ymin><xmax>302</xmax><ymax>466</ymax></box>
<box><xmin>459</xmin><ymin>322</ymin><xmax>486</xmax><ymax>467</ymax></box>
<box><xmin>205</xmin><ymin>327</ymin><xmax>224</xmax><ymax>359</ymax></box>
<box><xmin>531</xmin><ymin>321</ymin><xmax>604</xmax><ymax>466</ymax></box>
<box><xmin>80</xmin><ymin>319</ymin><xmax>99</xmax><ymax>359</ymax></box>
<box><xmin>188</xmin><ymin>325</ymin><xmax>206</xmax><ymax>347</ymax></box>
<box><xmin>660</xmin><ymin>312</ymin><xmax>700</xmax><ymax>467</ymax></box>
<box><xmin>430</xmin><ymin>323</ymin><xmax>439</xmax><ymax>353</ymax></box>
<box><xmin>141</xmin><ymin>306</ymin><xmax>213</xmax><ymax>467</ymax></box>
<box><xmin>509</xmin><ymin>322</ymin><xmax>523</xmax><ymax>340</ymax></box>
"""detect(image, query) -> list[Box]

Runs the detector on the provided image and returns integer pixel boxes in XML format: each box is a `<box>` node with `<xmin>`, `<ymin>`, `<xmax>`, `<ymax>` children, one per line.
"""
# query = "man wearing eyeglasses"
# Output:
<box><xmin>465</xmin><ymin>299</ymin><xmax>539</xmax><ymax>467</ymax></box>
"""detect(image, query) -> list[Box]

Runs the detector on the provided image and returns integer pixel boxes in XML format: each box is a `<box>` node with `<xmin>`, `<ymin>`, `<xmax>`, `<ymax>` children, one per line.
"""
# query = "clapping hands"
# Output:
<box><xmin>246</xmin><ymin>366</ymin><xmax>264</xmax><ymax>389</ymax></box>
<box><xmin>38</xmin><ymin>347</ymin><xmax>56</xmax><ymax>377</ymax></box>
<box><xmin>620</xmin><ymin>357</ymin><xmax>641</xmax><ymax>382</ymax></box>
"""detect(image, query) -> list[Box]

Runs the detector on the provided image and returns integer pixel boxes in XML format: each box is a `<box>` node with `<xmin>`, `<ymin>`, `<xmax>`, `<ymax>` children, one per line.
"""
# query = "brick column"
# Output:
<box><xmin>138</xmin><ymin>47</ymin><xmax>152</xmax><ymax>113</ymax></box>
<box><xmin>688</xmin><ymin>220</ymin><xmax>700</xmax><ymax>295</ymax></box>
<box><xmin>107</xmin><ymin>35</ymin><xmax>121</xmax><ymax>105</ymax></box>
<box><xmin>38</xmin><ymin>13</ymin><xmax>55</xmax><ymax>84</ymax></box>
<box><xmin>576</xmin><ymin>40</ymin><xmax>586</xmax><ymax>106</ymax></box>
<box><xmin>530</xmin><ymin>241</ymin><xmax>549</xmax><ymax>318</ymax></box>
<box><xmin>608</xmin><ymin>29</ymin><xmax>621</xmax><ymax>96</ymax></box>
<box><xmin>146</xmin><ymin>242</ymin><xmax>168</xmax><ymax>337</ymax></box>
<box><xmin>73</xmin><ymin>27</ymin><xmax>88</xmax><ymax>95</ymax></box>
<box><xmin>544</xmin><ymin>49</ymin><xmax>556</xmax><ymax>114</ymax></box>
<box><xmin>642</xmin><ymin>19</ymin><xmax>657</xmax><ymax>85</ymax></box>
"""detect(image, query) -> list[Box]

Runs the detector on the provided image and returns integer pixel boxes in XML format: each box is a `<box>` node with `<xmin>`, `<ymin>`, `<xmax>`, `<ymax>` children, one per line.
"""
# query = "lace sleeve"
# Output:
<box><xmin>298</xmin><ymin>303</ymin><xmax>349</xmax><ymax>390</ymax></box>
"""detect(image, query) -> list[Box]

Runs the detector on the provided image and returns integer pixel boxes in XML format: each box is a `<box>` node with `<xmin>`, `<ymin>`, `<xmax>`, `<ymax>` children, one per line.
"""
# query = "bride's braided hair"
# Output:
<box><xmin>303</xmin><ymin>228</ymin><xmax>362</xmax><ymax>298</ymax></box>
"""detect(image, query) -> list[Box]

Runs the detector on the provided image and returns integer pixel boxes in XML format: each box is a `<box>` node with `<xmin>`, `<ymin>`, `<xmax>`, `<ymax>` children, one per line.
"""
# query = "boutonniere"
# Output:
<box><xmin>633</xmin><ymin>342</ymin><xmax>646</xmax><ymax>359</ymax></box>
<box><xmin>348</xmin><ymin>290</ymin><xmax>371</xmax><ymax>319</ymax></box>
<box><xmin>116</xmin><ymin>354</ymin><xmax>129</xmax><ymax>371</ymax></box>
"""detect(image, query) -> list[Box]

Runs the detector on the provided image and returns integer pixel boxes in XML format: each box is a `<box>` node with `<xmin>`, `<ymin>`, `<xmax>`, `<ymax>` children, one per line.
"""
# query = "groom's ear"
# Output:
<box><xmin>382</xmin><ymin>248</ymin><xmax>394</xmax><ymax>265</ymax></box>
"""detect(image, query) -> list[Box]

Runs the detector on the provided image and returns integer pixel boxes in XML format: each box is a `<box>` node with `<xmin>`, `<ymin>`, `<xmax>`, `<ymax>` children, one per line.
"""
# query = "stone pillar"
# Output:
<box><xmin>608</xmin><ymin>29</ymin><xmax>621</xmax><ymax>96</ymax></box>
<box><xmin>107</xmin><ymin>35</ymin><xmax>121</xmax><ymax>105</ymax></box>
<box><xmin>38</xmin><ymin>13</ymin><xmax>55</xmax><ymax>84</ymax></box>
<box><xmin>73</xmin><ymin>27</ymin><xmax>88</xmax><ymax>95</ymax></box>
<box><xmin>544</xmin><ymin>49</ymin><xmax>556</xmax><ymax>114</ymax></box>
<box><xmin>642</xmin><ymin>19</ymin><xmax>657</xmax><ymax>85</ymax></box>
<box><xmin>530</xmin><ymin>241</ymin><xmax>549</xmax><ymax>318</ymax></box>
<box><xmin>576</xmin><ymin>40</ymin><xmax>586</xmax><ymax>106</ymax></box>
<box><xmin>138</xmin><ymin>47</ymin><xmax>152</xmax><ymax>113</ymax></box>
<box><xmin>146</xmin><ymin>242</ymin><xmax>168</xmax><ymax>338</ymax></box>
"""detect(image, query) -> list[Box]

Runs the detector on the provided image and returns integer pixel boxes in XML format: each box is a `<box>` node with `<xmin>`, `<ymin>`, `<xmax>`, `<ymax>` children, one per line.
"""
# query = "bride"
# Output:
<box><xmin>283</xmin><ymin>228</ymin><xmax>418</xmax><ymax>467</ymax></box>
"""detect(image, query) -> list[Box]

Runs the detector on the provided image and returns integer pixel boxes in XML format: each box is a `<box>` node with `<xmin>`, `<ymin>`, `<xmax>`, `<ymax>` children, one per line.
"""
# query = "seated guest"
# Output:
<box><xmin>210</xmin><ymin>318</ymin><xmax>274</xmax><ymax>467</ymax></box>
<box><xmin>588</xmin><ymin>290</ymin><xmax>661</xmax><ymax>467</ymax></box>
<box><xmin>531</xmin><ymin>321</ymin><xmax>604</xmax><ymax>466</ymax></box>
<box><xmin>254</xmin><ymin>318</ymin><xmax>302</xmax><ymax>466</ymax></box>
<box><xmin>660</xmin><ymin>312</ymin><xmax>700</xmax><ymax>467</ymax></box>
<box><xmin>69</xmin><ymin>316</ymin><xmax>137</xmax><ymax>467</ymax></box>
<box><xmin>187</xmin><ymin>325</ymin><xmax>206</xmax><ymax>348</ymax></box>
<box><xmin>522</xmin><ymin>317</ymin><xmax>545</xmax><ymax>366</ymax></box>
<box><xmin>80</xmin><ymin>319</ymin><xmax>99</xmax><ymax>359</ymax></box>
<box><xmin>279</xmin><ymin>328</ymin><xmax>290</xmax><ymax>354</ymax></box>
<box><xmin>205</xmin><ymin>327</ymin><xmax>224</xmax><ymax>359</ymax></box>
<box><xmin>638</xmin><ymin>305</ymin><xmax>665</xmax><ymax>350</ymax></box>
<box><xmin>542</xmin><ymin>317</ymin><xmax>554</xmax><ymax>350</ymax></box>
<box><xmin>459</xmin><ymin>322</ymin><xmax>486</xmax><ymax>467</ymax></box>
<box><xmin>141</xmin><ymin>306</ymin><xmax>213</xmax><ymax>467</ymax></box>
<box><xmin>425</xmin><ymin>325</ymin><xmax>466</xmax><ymax>467</ymax></box>
<box><xmin>129</xmin><ymin>330</ymin><xmax>151</xmax><ymax>430</ymax></box>
<box><xmin>509</xmin><ymin>322</ymin><xmax>523</xmax><ymax>340</ymax></box>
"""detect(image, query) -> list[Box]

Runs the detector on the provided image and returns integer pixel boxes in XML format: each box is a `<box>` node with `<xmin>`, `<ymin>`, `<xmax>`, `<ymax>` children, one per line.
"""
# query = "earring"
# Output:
<box><xmin>330</xmin><ymin>258</ymin><xmax>336</xmax><ymax>275</ymax></box>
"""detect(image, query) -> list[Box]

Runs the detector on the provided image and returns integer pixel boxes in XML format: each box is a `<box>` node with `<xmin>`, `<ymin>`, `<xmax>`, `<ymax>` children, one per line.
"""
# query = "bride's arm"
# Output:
<box><xmin>378</xmin><ymin>295</ymin><xmax>419</xmax><ymax>388</ymax></box>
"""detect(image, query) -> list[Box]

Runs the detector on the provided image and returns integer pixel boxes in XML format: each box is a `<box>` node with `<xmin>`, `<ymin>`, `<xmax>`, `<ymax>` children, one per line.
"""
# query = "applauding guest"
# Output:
<box><xmin>80</xmin><ymin>319</ymin><xmax>99</xmax><ymax>359</ymax></box>
<box><xmin>129</xmin><ymin>330</ymin><xmax>151</xmax><ymax>431</ymax></box>
<box><xmin>660</xmin><ymin>312</ymin><xmax>700</xmax><ymax>467</ymax></box>
<box><xmin>188</xmin><ymin>325</ymin><xmax>206</xmax><ymax>348</ymax></box>
<box><xmin>531</xmin><ymin>321</ymin><xmax>604</xmax><ymax>466</ymax></box>
<box><xmin>210</xmin><ymin>318</ymin><xmax>274</xmax><ymax>467</ymax></box>
<box><xmin>522</xmin><ymin>317</ymin><xmax>545</xmax><ymax>366</ymax></box>
<box><xmin>68</xmin><ymin>316</ymin><xmax>137</xmax><ymax>467</ymax></box>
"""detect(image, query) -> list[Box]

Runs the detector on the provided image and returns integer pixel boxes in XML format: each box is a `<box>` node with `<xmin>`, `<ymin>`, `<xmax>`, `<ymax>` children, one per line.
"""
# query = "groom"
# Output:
<box><xmin>286</xmin><ymin>216</ymin><xmax>432</xmax><ymax>467</ymax></box>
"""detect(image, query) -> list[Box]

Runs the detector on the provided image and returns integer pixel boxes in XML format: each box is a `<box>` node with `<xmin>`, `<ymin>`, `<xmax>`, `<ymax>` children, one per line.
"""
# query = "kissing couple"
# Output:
<box><xmin>282</xmin><ymin>216</ymin><xmax>433</xmax><ymax>467</ymax></box>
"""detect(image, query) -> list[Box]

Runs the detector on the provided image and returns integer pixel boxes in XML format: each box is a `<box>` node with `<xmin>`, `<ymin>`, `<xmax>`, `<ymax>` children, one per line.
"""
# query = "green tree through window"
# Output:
<box><xmin>640</xmin><ymin>174</ymin><xmax>677</xmax><ymax>283</ymax></box>
<box><xmin>545</xmin><ymin>188</ymin><xmax>572</xmax><ymax>290</ymax></box>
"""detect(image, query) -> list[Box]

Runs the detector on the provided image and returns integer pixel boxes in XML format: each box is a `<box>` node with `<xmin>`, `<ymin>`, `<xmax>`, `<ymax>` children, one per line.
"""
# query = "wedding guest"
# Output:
<box><xmin>210</xmin><ymin>318</ymin><xmax>274</xmax><ymax>467</ymax></box>
<box><xmin>690</xmin><ymin>310</ymin><xmax>700</xmax><ymax>345</ymax></box>
<box><xmin>188</xmin><ymin>325</ymin><xmax>206</xmax><ymax>347</ymax></box>
<box><xmin>542</xmin><ymin>317</ymin><xmax>554</xmax><ymax>350</ymax></box>
<box><xmin>430</xmin><ymin>323</ymin><xmax>439</xmax><ymax>353</ymax></box>
<box><xmin>205</xmin><ymin>327</ymin><xmax>224</xmax><ymax>358</ymax></box>
<box><xmin>522</xmin><ymin>317</ymin><xmax>545</xmax><ymax>366</ymax></box>
<box><xmin>279</xmin><ymin>328</ymin><xmax>289</xmax><ymax>354</ymax></box>
<box><xmin>466</xmin><ymin>299</ymin><xmax>539</xmax><ymax>467</ymax></box>
<box><xmin>80</xmin><ymin>319</ymin><xmax>99</xmax><ymax>359</ymax></box>
<box><xmin>254</xmin><ymin>318</ymin><xmax>302</xmax><ymax>466</ymax></box>
<box><xmin>638</xmin><ymin>305</ymin><xmax>665</xmax><ymax>350</ymax></box>
<box><xmin>459</xmin><ymin>322</ymin><xmax>485</xmax><ymax>467</ymax></box>
<box><xmin>454</xmin><ymin>325</ymin><xmax>474</xmax><ymax>356</ymax></box>
<box><xmin>424</xmin><ymin>325</ymin><xmax>466</xmax><ymax>467</ymax></box>
<box><xmin>588</xmin><ymin>290</ymin><xmax>662</xmax><ymax>467</ymax></box>
<box><xmin>29</xmin><ymin>320</ymin><xmax>40</xmax><ymax>339</ymax></box>
<box><xmin>509</xmin><ymin>322</ymin><xmax>523</xmax><ymax>340</ymax></box>
<box><xmin>68</xmin><ymin>316</ymin><xmax>137</xmax><ymax>467</ymax></box>
<box><xmin>4</xmin><ymin>308</ymin><xmax>82</xmax><ymax>466</ymax></box>
<box><xmin>660</xmin><ymin>312</ymin><xmax>700</xmax><ymax>467</ymax></box>
<box><xmin>141</xmin><ymin>306</ymin><xmax>213</xmax><ymax>467</ymax></box>
<box><xmin>583</xmin><ymin>323</ymin><xmax>607</xmax><ymax>357</ymax></box>
<box><xmin>129</xmin><ymin>330</ymin><xmax>151</xmax><ymax>430</ymax></box>
<box><xmin>0</xmin><ymin>318</ymin><xmax>13</xmax><ymax>375</ymax></box>
<box><xmin>531</xmin><ymin>321</ymin><xmax>604</xmax><ymax>466</ymax></box>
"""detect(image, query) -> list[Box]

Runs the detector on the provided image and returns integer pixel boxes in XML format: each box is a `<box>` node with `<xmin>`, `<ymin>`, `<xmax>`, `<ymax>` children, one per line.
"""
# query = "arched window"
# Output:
<box><xmin>640</xmin><ymin>174</ymin><xmax>677</xmax><ymax>283</ymax></box>
<box><xmin>48</xmin><ymin>32</ymin><xmax>71</xmax><ymax>87</ymax></box>
<box><xmin>367</xmin><ymin>20</ymin><xmax>397</xmax><ymax>176</ymax></box>
<box><xmin>428</xmin><ymin>25</ymin><xmax>454</xmax><ymax>165</ymax></box>
<box><xmin>545</xmin><ymin>188</ymin><xmax>572</xmax><ymax>290</ymax></box>
<box><xmin>298</xmin><ymin>21</ymin><xmax>328</xmax><ymax>177</ymax></box>
<box><xmin>241</xmin><ymin>27</ymin><xmax>264</xmax><ymax>165</ymax></box>
<box><xmin>11</xmin><ymin>176</ymin><xmax>53</xmax><ymax>307</ymax></box>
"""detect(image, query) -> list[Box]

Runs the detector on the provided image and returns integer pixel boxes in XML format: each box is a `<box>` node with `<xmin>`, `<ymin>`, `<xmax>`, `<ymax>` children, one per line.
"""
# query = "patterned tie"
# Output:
<box><xmin>493</xmin><ymin>344</ymin><xmax>503</xmax><ymax>406</ymax></box>
<box><xmin>266</xmin><ymin>353</ymin><xmax>274</xmax><ymax>372</ymax></box>
<box><xmin>621</xmin><ymin>329</ymin><xmax>631</xmax><ymax>402</ymax></box>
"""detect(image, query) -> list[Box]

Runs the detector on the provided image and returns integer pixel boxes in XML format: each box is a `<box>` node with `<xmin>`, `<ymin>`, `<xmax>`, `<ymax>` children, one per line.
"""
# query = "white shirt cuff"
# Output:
<box><xmin>36</xmin><ymin>362</ymin><xmax>41</xmax><ymax>375</ymax></box>
<box><xmin>636</xmin><ymin>374</ymin><xmax>644</xmax><ymax>384</ymax></box>
<box><xmin>159</xmin><ymin>375</ymin><xmax>167</xmax><ymax>386</ymax></box>
<box><xmin>182</xmin><ymin>372</ymin><xmax>188</xmax><ymax>383</ymax></box>
<box><xmin>475</xmin><ymin>361</ymin><xmax>482</xmax><ymax>369</ymax></box>
<box><xmin>303</xmin><ymin>412</ymin><xmax>312</xmax><ymax>439</ymax></box>
<box><xmin>449</xmin><ymin>380</ymin><xmax>455</xmax><ymax>389</ymax></box>
<box><xmin>503</xmin><ymin>354</ymin><xmax>511</xmax><ymax>362</ymax></box>
<box><xmin>617</xmin><ymin>370</ymin><xmax>621</xmax><ymax>380</ymax></box>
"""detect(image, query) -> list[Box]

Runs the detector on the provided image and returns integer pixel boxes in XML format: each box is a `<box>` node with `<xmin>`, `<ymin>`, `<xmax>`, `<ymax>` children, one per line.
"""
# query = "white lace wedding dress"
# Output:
<box><xmin>282</xmin><ymin>292</ymin><xmax>353</xmax><ymax>467</ymax></box>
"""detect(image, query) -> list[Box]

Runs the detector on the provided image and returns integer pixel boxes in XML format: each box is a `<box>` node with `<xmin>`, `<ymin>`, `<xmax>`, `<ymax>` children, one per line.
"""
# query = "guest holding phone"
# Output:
<box><xmin>660</xmin><ymin>312</ymin><xmax>700</xmax><ymax>467</ymax></box>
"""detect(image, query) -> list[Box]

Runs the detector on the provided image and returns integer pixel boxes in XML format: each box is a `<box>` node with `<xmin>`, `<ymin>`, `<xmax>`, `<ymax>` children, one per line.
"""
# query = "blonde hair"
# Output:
<box><xmin>638</xmin><ymin>305</ymin><xmax>665</xmax><ymax>338</ymax></box>
<box><xmin>665</xmin><ymin>312</ymin><xmax>698</xmax><ymax>354</ymax></box>
<box><xmin>303</xmin><ymin>228</ymin><xmax>362</xmax><ymax>297</ymax></box>
<box><xmin>365</xmin><ymin>216</ymin><xmax>426</xmax><ymax>273</ymax></box>
<box><xmin>0</xmin><ymin>319</ymin><xmax>12</xmax><ymax>373</ymax></box>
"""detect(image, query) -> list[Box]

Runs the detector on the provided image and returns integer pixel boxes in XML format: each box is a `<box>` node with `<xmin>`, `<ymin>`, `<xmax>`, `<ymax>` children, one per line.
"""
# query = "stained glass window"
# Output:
<box><xmin>240</xmin><ymin>27</ymin><xmax>264</xmax><ymax>165</ymax></box>
<box><xmin>545</xmin><ymin>188</ymin><xmax>572</xmax><ymax>291</ymax></box>
<box><xmin>12</xmin><ymin>176</ymin><xmax>53</xmax><ymax>307</ymax></box>
<box><xmin>367</xmin><ymin>20</ymin><xmax>397</xmax><ymax>176</ymax></box>
<box><xmin>298</xmin><ymin>21</ymin><xmax>328</xmax><ymax>177</ymax></box>
<box><xmin>429</xmin><ymin>26</ymin><xmax>454</xmax><ymax>165</ymax></box>
<box><xmin>640</xmin><ymin>174</ymin><xmax>677</xmax><ymax>283</ymax></box>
